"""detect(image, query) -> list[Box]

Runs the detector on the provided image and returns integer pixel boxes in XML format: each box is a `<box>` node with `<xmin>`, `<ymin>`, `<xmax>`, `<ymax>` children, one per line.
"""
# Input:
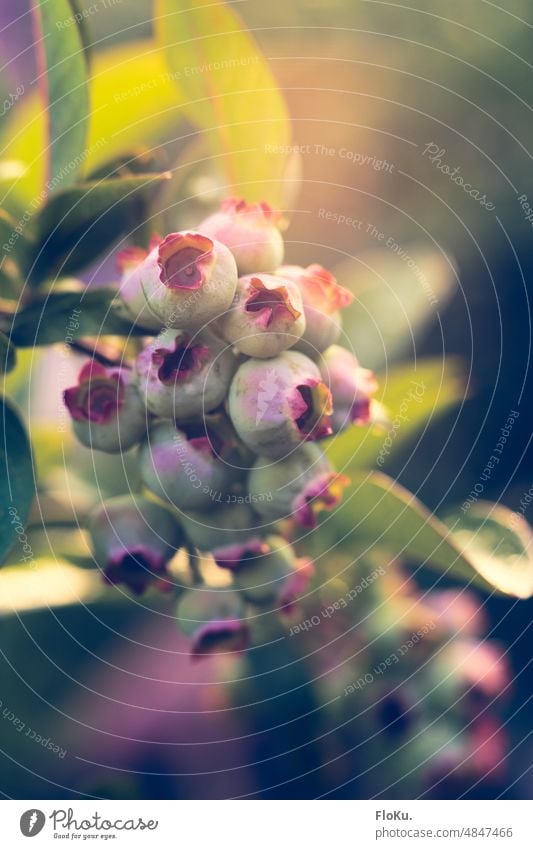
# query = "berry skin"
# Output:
<box><xmin>88</xmin><ymin>495</ymin><xmax>182</xmax><ymax>595</ymax></box>
<box><xmin>134</xmin><ymin>328</ymin><xmax>236</xmax><ymax>420</ymax></box>
<box><xmin>198</xmin><ymin>197</ymin><xmax>284</xmax><ymax>275</ymax></box>
<box><xmin>139</xmin><ymin>420</ymin><xmax>240</xmax><ymax>511</ymax></box>
<box><xmin>218</xmin><ymin>273</ymin><xmax>305</xmax><ymax>358</ymax></box>
<box><xmin>248</xmin><ymin>442</ymin><xmax>350</xmax><ymax>528</ymax></box>
<box><xmin>176</xmin><ymin>588</ymin><xmax>249</xmax><ymax>658</ymax></box>
<box><xmin>227</xmin><ymin>350</ymin><xmax>333</xmax><ymax>459</ymax></box>
<box><xmin>232</xmin><ymin>535</ymin><xmax>313</xmax><ymax>610</ymax></box>
<box><xmin>118</xmin><ymin>231</ymin><xmax>237</xmax><ymax>329</ymax></box>
<box><xmin>180</xmin><ymin>502</ymin><xmax>267</xmax><ymax>557</ymax></box>
<box><xmin>278</xmin><ymin>264</ymin><xmax>353</xmax><ymax>358</ymax></box>
<box><xmin>319</xmin><ymin>344</ymin><xmax>377</xmax><ymax>432</ymax></box>
<box><xmin>63</xmin><ymin>361</ymin><xmax>146</xmax><ymax>453</ymax></box>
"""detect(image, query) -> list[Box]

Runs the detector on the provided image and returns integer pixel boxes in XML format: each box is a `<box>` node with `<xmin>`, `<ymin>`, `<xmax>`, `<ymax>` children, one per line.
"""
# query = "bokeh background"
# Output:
<box><xmin>0</xmin><ymin>0</ymin><xmax>532</xmax><ymax>799</ymax></box>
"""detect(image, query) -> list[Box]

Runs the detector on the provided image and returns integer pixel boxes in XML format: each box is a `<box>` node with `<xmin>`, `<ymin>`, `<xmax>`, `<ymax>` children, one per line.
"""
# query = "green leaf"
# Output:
<box><xmin>156</xmin><ymin>0</ymin><xmax>291</xmax><ymax>207</ymax></box>
<box><xmin>29</xmin><ymin>172</ymin><xmax>170</xmax><ymax>280</ymax></box>
<box><xmin>0</xmin><ymin>397</ymin><xmax>35</xmax><ymax>564</ymax></box>
<box><xmin>338</xmin><ymin>247</ymin><xmax>458</xmax><ymax>371</ymax></box>
<box><xmin>324</xmin><ymin>471</ymin><xmax>533</xmax><ymax>598</ymax></box>
<box><xmin>0</xmin><ymin>332</ymin><xmax>16</xmax><ymax>373</ymax></box>
<box><xmin>10</xmin><ymin>288</ymin><xmax>146</xmax><ymax>346</ymax></box>
<box><xmin>1</xmin><ymin>40</ymin><xmax>183</xmax><ymax>208</ymax></box>
<box><xmin>0</xmin><ymin>208</ymin><xmax>33</xmax><ymax>294</ymax></box>
<box><xmin>443</xmin><ymin>502</ymin><xmax>533</xmax><ymax>599</ymax></box>
<box><xmin>30</xmin><ymin>0</ymin><xmax>90</xmax><ymax>191</ymax></box>
<box><xmin>325</xmin><ymin>357</ymin><xmax>464</xmax><ymax>472</ymax></box>
<box><xmin>66</xmin><ymin>0</ymin><xmax>93</xmax><ymax>68</ymax></box>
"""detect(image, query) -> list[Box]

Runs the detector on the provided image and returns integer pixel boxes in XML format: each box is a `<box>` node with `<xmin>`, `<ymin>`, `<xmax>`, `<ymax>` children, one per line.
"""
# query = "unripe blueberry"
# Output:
<box><xmin>232</xmin><ymin>535</ymin><xmax>313</xmax><ymax>610</ymax></box>
<box><xmin>278</xmin><ymin>264</ymin><xmax>353</xmax><ymax>358</ymax></box>
<box><xmin>88</xmin><ymin>494</ymin><xmax>182</xmax><ymax>594</ymax></box>
<box><xmin>139</xmin><ymin>420</ymin><xmax>240</xmax><ymax>511</ymax></box>
<box><xmin>228</xmin><ymin>350</ymin><xmax>333</xmax><ymax>459</ymax></box>
<box><xmin>134</xmin><ymin>328</ymin><xmax>236</xmax><ymax>420</ymax></box>
<box><xmin>63</xmin><ymin>361</ymin><xmax>146</xmax><ymax>453</ymax></box>
<box><xmin>176</xmin><ymin>588</ymin><xmax>249</xmax><ymax>658</ymax></box>
<box><xmin>118</xmin><ymin>231</ymin><xmax>237</xmax><ymax>329</ymax></box>
<box><xmin>218</xmin><ymin>273</ymin><xmax>305</xmax><ymax>358</ymax></box>
<box><xmin>248</xmin><ymin>443</ymin><xmax>349</xmax><ymax>528</ymax></box>
<box><xmin>198</xmin><ymin>197</ymin><xmax>284</xmax><ymax>274</ymax></box>
<box><xmin>319</xmin><ymin>344</ymin><xmax>378</xmax><ymax>431</ymax></box>
<box><xmin>180</xmin><ymin>502</ymin><xmax>267</xmax><ymax>557</ymax></box>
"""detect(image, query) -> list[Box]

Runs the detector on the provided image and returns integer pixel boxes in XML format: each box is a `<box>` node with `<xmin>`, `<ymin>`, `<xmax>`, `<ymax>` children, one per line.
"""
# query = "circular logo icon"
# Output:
<box><xmin>20</xmin><ymin>810</ymin><xmax>46</xmax><ymax>837</ymax></box>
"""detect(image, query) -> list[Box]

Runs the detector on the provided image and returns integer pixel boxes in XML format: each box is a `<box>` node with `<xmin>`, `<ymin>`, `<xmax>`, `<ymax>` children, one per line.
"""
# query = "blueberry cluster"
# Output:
<box><xmin>64</xmin><ymin>198</ymin><xmax>377</xmax><ymax>657</ymax></box>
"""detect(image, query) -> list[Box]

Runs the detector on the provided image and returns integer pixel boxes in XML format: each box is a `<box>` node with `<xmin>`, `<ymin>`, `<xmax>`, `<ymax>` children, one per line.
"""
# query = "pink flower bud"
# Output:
<box><xmin>118</xmin><ymin>231</ymin><xmax>237</xmax><ymax>329</ymax></box>
<box><xmin>63</xmin><ymin>361</ymin><xmax>146</xmax><ymax>453</ymax></box>
<box><xmin>228</xmin><ymin>350</ymin><xmax>333</xmax><ymax>459</ymax></box>
<box><xmin>176</xmin><ymin>588</ymin><xmax>249</xmax><ymax>659</ymax></box>
<box><xmin>319</xmin><ymin>344</ymin><xmax>378</xmax><ymax>431</ymax></box>
<box><xmin>89</xmin><ymin>495</ymin><xmax>182</xmax><ymax>595</ymax></box>
<box><xmin>218</xmin><ymin>273</ymin><xmax>305</xmax><ymax>358</ymax></box>
<box><xmin>248</xmin><ymin>443</ymin><xmax>349</xmax><ymax>528</ymax></box>
<box><xmin>139</xmin><ymin>420</ymin><xmax>241</xmax><ymax>511</ymax></box>
<box><xmin>278</xmin><ymin>264</ymin><xmax>353</xmax><ymax>357</ymax></box>
<box><xmin>198</xmin><ymin>197</ymin><xmax>284</xmax><ymax>274</ymax></box>
<box><xmin>135</xmin><ymin>328</ymin><xmax>236</xmax><ymax>420</ymax></box>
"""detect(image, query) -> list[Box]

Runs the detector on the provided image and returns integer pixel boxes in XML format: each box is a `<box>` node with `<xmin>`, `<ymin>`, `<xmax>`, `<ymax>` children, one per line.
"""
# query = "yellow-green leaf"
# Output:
<box><xmin>1</xmin><ymin>41</ymin><xmax>183</xmax><ymax>207</ymax></box>
<box><xmin>30</xmin><ymin>0</ymin><xmax>90</xmax><ymax>191</ymax></box>
<box><xmin>323</xmin><ymin>472</ymin><xmax>533</xmax><ymax>598</ymax></box>
<box><xmin>325</xmin><ymin>357</ymin><xmax>464</xmax><ymax>471</ymax></box>
<box><xmin>156</xmin><ymin>0</ymin><xmax>291</xmax><ymax>207</ymax></box>
<box><xmin>444</xmin><ymin>502</ymin><xmax>533</xmax><ymax>599</ymax></box>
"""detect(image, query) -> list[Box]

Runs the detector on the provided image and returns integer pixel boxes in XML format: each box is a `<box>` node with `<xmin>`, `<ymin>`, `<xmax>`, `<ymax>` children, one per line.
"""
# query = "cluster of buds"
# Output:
<box><xmin>63</xmin><ymin>198</ymin><xmax>377</xmax><ymax>657</ymax></box>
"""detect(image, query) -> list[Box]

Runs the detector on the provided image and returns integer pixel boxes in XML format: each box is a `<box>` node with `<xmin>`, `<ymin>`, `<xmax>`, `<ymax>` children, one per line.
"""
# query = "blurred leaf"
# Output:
<box><xmin>156</xmin><ymin>0</ymin><xmax>291</xmax><ymax>206</ymax></box>
<box><xmin>326</xmin><ymin>471</ymin><xmax>532</xmax><ymax>598</ymax></box>
<box><xmin>30</xmin><ymin>0</ymin><xmax>89</xmax><ymax>191</ymax></box>
<box><xmin>11</xmin><ymin>288</ymin><xmax>146</xmax><ymax>346</ymax></box>
<box><xmin>0</xmin><ymin>560</ymin><xmax>102</xmax><ymax>612</ymax></box>
<box><xmin>337</xmin><ymin>247</ymin><xmax>458</xmax><ymax>371</ymax></box>
<box><xmin>325</xmin><ymin>357</ymin><xmax>464</xmax><ymax>471</ymax></box>
<box><xmin>0</xmin><ymin>397</ymin><xmax>35</xmax><ymax>564</ymax></box>
<box><xmin>1</xmin><ymin>40</ymin><xmax>183</xmax><ymax>207</ymax></box>
<box><xmin>29</xmin><ymin>172</ymin><xmax>170</xmax><ymax>280</ymax></box>
<box><xmin>0</xmin><ymin>208</ymin><xmax>33</xmax><ymax>294</ymax></box>
<box><xmin>67</xmin><ymin>0</ymin><xmax>93</xmax><ymax>68</ymax></box>
<box><xmin>443</xmin><ymin>502</ymin><xmax>533</xmax><ymax>599</ymax></box>
<box><xmin>0</xmin><ymin>331</ymin><xmax>16</xmax><ymax>373</ymax></box>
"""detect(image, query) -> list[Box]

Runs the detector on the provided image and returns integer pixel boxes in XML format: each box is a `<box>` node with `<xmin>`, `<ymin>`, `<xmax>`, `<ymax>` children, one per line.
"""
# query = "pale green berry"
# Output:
<box><xmin>134</xmin><ymin>328</ymin><xmax>236</xmax><ymax>420</ymax></box>
<box><xmin>63</xmin><ymin>361</ymin><xmax>146</xmax><ymax>453</ymax></box>
<box><xmin>227</xmin><ymin>350</ymin><xmax>333</xmax><ymax>459</ymax></box>
<box><xmin>218</xmin><ymin>273</ymin><xmax>305</xmax><ymax>358</ymax></box>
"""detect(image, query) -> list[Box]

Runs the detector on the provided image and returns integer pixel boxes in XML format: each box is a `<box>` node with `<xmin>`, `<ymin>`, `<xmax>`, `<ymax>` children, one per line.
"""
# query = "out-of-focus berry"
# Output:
<box><xmin>63</xmin><ymin>361</ymin><xmax>146</xmax><ymax>453</ymax></box>
<box><xmin>232</xmin><ymin>535</ymin><xmax>313</xmax><ymax>610</ymax></box>
<box><xmin>139</xmin><ymin>420</ymin><xmax>240</xmax><ymax>511</ymax></box>
<box><xmin>88</xmin><ymin>494</ymin><xmax>182</xmax><ymax>594</ymax></box>
<box><xmin>228</xmin><ymin>350</ymin><xmax>333</xmax><ymax>459</ymax></box>
<box><xmin>218</xmin><ymin>273</ymin><xmax>305</xmax><ymax>358</ymax></box>
<box><xmin>134</xmin><ymin>328</ymin><xmax>236</xmax><ymax>420</ymax></box>
<box><xmin>180</xmin><ymin>502</ymin><xmax>267</xmax><ymax>556</ymax></box>
<box><xmin>198</xmin><ymin>197</ymin><xmax>284</xmax><ymax>274</ymax></box>
<box><xmin>278</xmin><ymin>264</ymin><xmax>353</xmax><ymax>358</ymax></box>
<box><xmin>319</xmin><ymin>344</ymin><xmax>378</xmax><ymax>431</ymax></box>
<box><xmin>118</xmin><ymin>231</ymin><xmax>237</xmax><ymax>329</ymax></box>
<box><xmin>248</xmin><ymin>442</ymin><xmax>349</xmax><ymax>528</ymax></box>
<box><xmin>176</xmin><ymin>588</ymin><xmax>249</xmax><ymax>658</ymax></box>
